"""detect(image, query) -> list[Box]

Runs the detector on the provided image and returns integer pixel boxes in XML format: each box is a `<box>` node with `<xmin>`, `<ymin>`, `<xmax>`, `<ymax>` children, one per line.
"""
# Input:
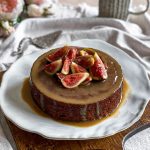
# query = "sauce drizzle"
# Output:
<box><xmin>21</xmin><ymin>78</ymin><xmax>130</xmax><ymax>127</ymax></box>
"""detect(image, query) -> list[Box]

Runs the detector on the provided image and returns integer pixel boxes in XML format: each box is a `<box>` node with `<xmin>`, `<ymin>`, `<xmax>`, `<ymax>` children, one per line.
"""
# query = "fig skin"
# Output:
<box><xmin>61</xmin><ymin>48</ymin><xmax>77</xmax><ymax>75</ymax></box>
<box><xmin>61</xmin><ymin>73</ymin><xmax>89</xmax><ymax>88</ymax></box>
<box><xmin>46</xmin><ymin>46</ymin><xmax>69</xmax><ymax>62</ymax></box>
<box><xmin>57</xmin><ymin>73</ymin><xmax>66</xmax><ymax>80</ymax></box>
<box><xmin>71</xmin><ymin>62</ymin><xmax>86</xmax><ymax>73</ymax></box>
<box><xmin>71</xmin><ymin>62</ymin><xmax>92</xmax><ymax>85</ymax></box>
<box><xmin>90</xmin><ymin>52</ymin><xmax>108</xmax><ymax>80</ymax></box>
<box><xmin>75</xmin><ymin>55</ymin><xmax>94</xmax><ymax>69</ymax></box>
<box><xmin>79</xmin><ymin>50</ymin><xmax>89</xmax><ymax>56</ymax></box>
<box><xmin>44</xmin><ymin>59</ymin><xmax>62</xmax><ymax>75</ymax></box>
<box><xmin>82</xmin><ymin>48</ymin><xmax>95</xmax><ymax>55</ymax></box>
<box><xmin>44</xmin><ymin>46</ymin><xmax>108</xmax><ymax>88</ymax></box>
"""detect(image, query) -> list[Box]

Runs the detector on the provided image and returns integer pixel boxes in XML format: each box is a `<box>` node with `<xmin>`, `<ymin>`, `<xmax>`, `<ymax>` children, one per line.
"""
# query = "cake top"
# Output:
<box><xmin>31</xmin><ymin>46</ymin><xmax>123</xmax><ymax>104</ymax></box>
<box><xmin>44</xmin><ymin>46</ymin><xmax>108</xmax><ymax>88</ymax></box>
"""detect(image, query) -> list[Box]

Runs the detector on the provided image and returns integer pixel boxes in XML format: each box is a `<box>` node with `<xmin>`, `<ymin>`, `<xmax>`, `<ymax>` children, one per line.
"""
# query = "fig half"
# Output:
<box><xmin>71</xmin><ymin>62</ymin><xmax>92</xmax><ymax>85</ymax></box>
<box><xmin>71</xmin><ymin>62</ymin><xmax>86</xmax><ymax>73</ymax></box>
<box><xmin>61</xmin><ymin>48</ymin><xmax>77</xmax><ymax>75</ymax></box>
<box><xmin>46</xmin><ymin>46</ymin><xmax>69</xmax><ymax>62</ymax></box>
<box><xmin>90</xmin><ymin>52</ymin><xmax>108</xmax><ymax>80</ymax></box>
<box><xmin>79</xmin><ymin>50</ymin><xmax>89</xmax><ymax>56</ymax></box>
<box><xmin>75</xmin><ymin>55</ymin><xmax>94</xmax><ymax>69</ymax></box>
<box><xmin>61</xmin><ymin>73</ymin><xmax>89</xmax><ymax>88</ymax></box>
<box><xmin>44</xmin><ymin>59</ymin><xmax>62</xmax><ymax>75</ymax></box>
<box><xmin>82</xmin><ymin>48</ymin><xmax>95</xmax><ymax>55</ymax></box>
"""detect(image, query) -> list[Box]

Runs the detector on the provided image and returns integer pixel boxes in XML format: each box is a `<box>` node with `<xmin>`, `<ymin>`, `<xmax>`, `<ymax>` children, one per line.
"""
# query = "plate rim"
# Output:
<box><xmin>0</xmin><ymin>39</ymin><xmax>150</xmax><ymax>140</ymax></box>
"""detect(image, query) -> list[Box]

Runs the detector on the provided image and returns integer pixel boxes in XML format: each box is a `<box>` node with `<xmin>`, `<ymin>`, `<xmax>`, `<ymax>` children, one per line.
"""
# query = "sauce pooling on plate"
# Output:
<box><xmin>21</xmin><ymin>78</ymin><xmax>130</xmax><ymax>127</ymax></box>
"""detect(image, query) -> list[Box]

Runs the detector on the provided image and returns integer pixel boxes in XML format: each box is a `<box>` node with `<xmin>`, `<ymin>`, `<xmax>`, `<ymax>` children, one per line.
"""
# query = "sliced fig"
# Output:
<box><xmin>46</xmin><ymin>46</ymin><xmax>69</xmax><ymax>62</ymax></box>
<box><xmin>57</xmin><ymin>73</ymin><xmax>66</xmax><ymax>80</ymax></box>
<box><xmin>67</xmin><ymin>47</ymin><xmax>77</xmax><ymax>60</ymax></box>
<box><xmin>79</xmin><ymin>50</ymin><xmax>89</xmax><ymax>56</ymax></box>
<box><xmin>90</xmin><ymin>52</ymin><xmax>108</xmax><ymax>80</ymax></box>
<box><xmin>61</xmin><ymin>58</ymin><xmax>70</xmax><ymax>75</ymax></box>
<box><xmin>82</xmin><ymin>75</ymin><xmax>92</xmax><ymax>85</ymax></box>
<box><xmin>71</xmin><ymin>62</ymin><xmax>86</xmax><ymax>73</ymax></box>
<box><xmin>75</xmin><ymin>55</ymin><xmax>94</xmax><ymax>69</ymax></box>
<box><xmin>94</xmin><ymin>52</ymin><xmax>103</xmax><ymax>63</ymax></box>
<box><xmin>71</xmin><ymin>62</ymin><xmax>92</xmax><ymax>85</ymax></box>
<box><xmin>82</xmin><ymin>48</ymin><xmax>95</xmax><ymax>55</ymax></box>
<box><xmin>61</xmin><ymin>48</ymin><xmax>77</xmax><ymax>75</ymax></box>
<box><xmin>44</xmin><ymin>59</ymin><xmax>62</xmax><ymax>75</ymax></box>
<box><xmin>61</xmin><ymin>73</ymin><xmax>89</xmax><ymax>88</ymax></box>
<box><xmin>94</xmin><ymin>52</ymin><xmax>108</xmax><ymax>70</ymax></box>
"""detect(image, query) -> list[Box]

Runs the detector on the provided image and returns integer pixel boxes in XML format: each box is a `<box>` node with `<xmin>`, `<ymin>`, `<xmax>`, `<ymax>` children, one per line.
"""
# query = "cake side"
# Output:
<box><xmin>30</xmin><ymin>46</ymin><xmax>123</xmax><ymax>122</ymax></box>
<box><xmin>30</xmin><ymin>79</ymin><xmax>122</xmax><ymax>121</ymax></box>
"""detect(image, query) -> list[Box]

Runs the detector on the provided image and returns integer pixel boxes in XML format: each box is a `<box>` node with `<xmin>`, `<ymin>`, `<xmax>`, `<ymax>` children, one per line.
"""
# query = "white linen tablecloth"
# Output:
<box><xmin>0</xmin><ymin>2</ymin><xmax>150</xmax><ymax>150</ymax></box>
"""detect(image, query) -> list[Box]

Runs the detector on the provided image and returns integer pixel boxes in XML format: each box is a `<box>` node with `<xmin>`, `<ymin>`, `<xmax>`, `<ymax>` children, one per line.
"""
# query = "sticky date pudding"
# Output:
<box><xmin>30</xmin><ymin>46</ymin><xmax>123</xmax><ymax>122</ymax></box>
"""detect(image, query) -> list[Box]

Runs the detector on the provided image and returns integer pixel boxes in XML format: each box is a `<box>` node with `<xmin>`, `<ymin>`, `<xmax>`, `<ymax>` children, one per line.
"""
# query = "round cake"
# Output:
<box><xmin>30</xmin><ymin>46</ymin><xmax>123</xmax><ymax>122</ymax></box>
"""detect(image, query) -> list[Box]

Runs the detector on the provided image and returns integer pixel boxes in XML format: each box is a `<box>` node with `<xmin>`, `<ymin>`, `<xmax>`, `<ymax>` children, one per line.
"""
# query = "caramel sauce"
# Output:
<box><xmin>22</xmin><ymin>78</ymin><xmax>130</xmax><ymax>127</ymax></box>
<box><xmin>22</xmin><ymin>78</ymin><xmax>48</xmax><ymax>118</ymax></box>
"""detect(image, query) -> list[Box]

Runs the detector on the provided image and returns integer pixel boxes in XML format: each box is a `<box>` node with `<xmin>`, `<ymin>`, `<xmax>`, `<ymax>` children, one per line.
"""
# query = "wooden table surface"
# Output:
<box><xmin>5</xmin><ymin>101</ymin><xmax>150</xmax><ymax>150</ymax></box>
<box><xmin>1</xmin><ymin>0</ymin><xmax>150</xmax><ymax>150</ymax></box>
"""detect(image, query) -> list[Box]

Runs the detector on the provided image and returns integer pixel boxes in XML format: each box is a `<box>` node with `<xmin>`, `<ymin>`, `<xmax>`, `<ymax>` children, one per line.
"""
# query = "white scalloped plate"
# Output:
<box><xmin>0</xmin><ymin>39</ymin><xmax>150</xmax><ymax>140</ymax></box>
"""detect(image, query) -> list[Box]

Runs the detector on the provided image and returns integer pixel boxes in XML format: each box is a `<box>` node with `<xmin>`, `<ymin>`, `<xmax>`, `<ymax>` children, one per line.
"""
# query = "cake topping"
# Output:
<box><xmin>44</xmin><ymin>46</ymin><xmax>108</xmax><ymax>88</ymax></box>
<box><xmin>44</xmin><ymin>59</ymin><xmax>62</xmax><ymax>75</ymax></box>
<box><xmin>90</xmin><ymin>52</ymin><xmax>108</xmax><ymax>80</ymax></box>
<box><xmin>79</xmin><ymin>50</ymin><xmax>89</xmax><ymax>56</ymax></box>
<box><xmin>82</xmin><ymin>48</ymin><xmax>95</xmax><ymax>55</ymax></box>
<box><xmin>71</xmin><ymin>62</ymin><xmax>86</xmax><ymax>73</ymax></box>
<box><xmin>60</xmin><ymin>73</ymin><xmax>89</xmax><ymax>89</ymax></box>
<box><xmin>61</xmin><ymin>47</ymin><xmax>77</xmax><ymax>75</ymax></box>
<box><xmin>47</xmin><ymin>46</ymin><xmax>68</xmax><ymax>62</ymax></box>
<box><xmin>71</xmin><ymin>62</ymin><xmax>92</xmax><ymax>85</ymax></box>
<box><xmin>75</xmin><ymin>55</ymin><xmax>94</xmax><ymax>69</ymax></box>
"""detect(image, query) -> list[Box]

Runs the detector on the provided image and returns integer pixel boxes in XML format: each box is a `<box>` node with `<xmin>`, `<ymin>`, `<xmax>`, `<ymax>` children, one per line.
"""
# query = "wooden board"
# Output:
<box><xmin>0</xmin><ymin>71</ymin><xmax>150</xmax><ymax>150</ymax></box>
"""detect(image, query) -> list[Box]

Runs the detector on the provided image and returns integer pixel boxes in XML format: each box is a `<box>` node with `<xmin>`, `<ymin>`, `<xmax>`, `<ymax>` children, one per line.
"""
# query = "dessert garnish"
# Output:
<box><xmin>60</xmin><ymin>73</ymin><xmax>89</xmax><ymax>89</ymax></box>
<box><xmin>44</xmin><ymin>46</ymin><xmax>108</xmax><ymax>88</ymax></box>
<box><xmin>61</xmin><ymin>47</ymin><xmax>77</xmax><ymax>75</ymax></box>
<box><xmin>71</xmin><ymin>62</ymin><xmax>86</xmax><ymax>73</ymax></box>
<box><xmin>75</xmin><ymin>55</ymin><xmax>94</xmax><ymax>69</ymax></box>
<box><xmin>90</xmin><ymin>52</ymin><xmax>108</xmax><ymax>80</ymax></box>
<box><xmin>71</xmin><ymin>62</ymin><xmax>92</xmax><ymax>85</ymax></box>
<box><xmin>46</xmin><ymin>46</ymin><xmax>68</xmax><ymax>62</ymax></box>
<box><xmin>44</xmin><ymin>59</ymin><xmax>62</xmax><ymax>75</ymax></box>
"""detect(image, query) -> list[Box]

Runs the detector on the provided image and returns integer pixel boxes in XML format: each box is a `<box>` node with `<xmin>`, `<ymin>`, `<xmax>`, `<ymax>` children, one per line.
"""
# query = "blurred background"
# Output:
<box><xmin>60</xmin><ymin>0</ymin><xmax>150</xmax><ymax>13</ymax></box>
